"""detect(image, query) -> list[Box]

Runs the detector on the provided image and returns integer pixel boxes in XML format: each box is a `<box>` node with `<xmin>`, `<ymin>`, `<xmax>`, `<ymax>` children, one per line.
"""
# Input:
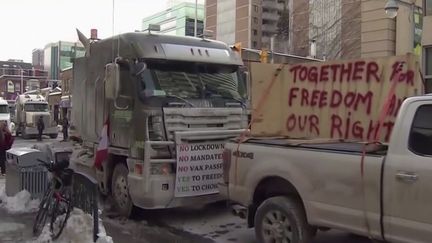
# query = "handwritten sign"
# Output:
<box><xmin>250</xmin><ymin>54</ymin><xmax>423</xmax><ymax>142</ymax></box>
<box><xmin>175</xmin><ymin>142</ymin><xmax>225</xmax><ymax>197</ymax></box>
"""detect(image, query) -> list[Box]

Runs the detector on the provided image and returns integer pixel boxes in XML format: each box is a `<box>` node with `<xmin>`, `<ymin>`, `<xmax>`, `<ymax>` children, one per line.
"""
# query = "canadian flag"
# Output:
<box><xmin>94</xmin><ymin>119</ymin><xmax>109</xmax><ymax>169</ymax></box>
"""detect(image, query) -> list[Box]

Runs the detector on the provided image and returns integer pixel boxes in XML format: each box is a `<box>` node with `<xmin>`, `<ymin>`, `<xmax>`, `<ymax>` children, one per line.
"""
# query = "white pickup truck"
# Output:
<box><xmin>221</xmin><ymin>95</ymin><xmax>432</xmax><ymax>243</ymax></box>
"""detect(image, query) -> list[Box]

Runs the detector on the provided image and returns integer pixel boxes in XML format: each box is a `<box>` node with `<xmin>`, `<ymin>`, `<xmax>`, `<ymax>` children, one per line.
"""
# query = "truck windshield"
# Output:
<box><xmin>0</xmin><ymin>105</ymin><xmax>9</xmax><ymax>113</ymax></box>
<box><xmin>24</xmin><ymin>103</ymin><xmax>48</xmax><ymax>112</ymax></box>
<box><xmin>137</xmin><ymin>62</ymin><xmax>246</xmax><ymax>100</ymax></box>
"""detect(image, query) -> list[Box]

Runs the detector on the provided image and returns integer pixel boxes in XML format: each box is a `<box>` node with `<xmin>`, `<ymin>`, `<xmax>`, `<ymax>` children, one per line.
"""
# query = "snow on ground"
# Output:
<box><xmin>0</xmin><ymin>178</ymin><xmax>40</xmax><ymax>214</ymax></box>
<box><xmin>34</xmin><ymin>208</ymin><xmax>113</xmax><ymax>243</ymax></box>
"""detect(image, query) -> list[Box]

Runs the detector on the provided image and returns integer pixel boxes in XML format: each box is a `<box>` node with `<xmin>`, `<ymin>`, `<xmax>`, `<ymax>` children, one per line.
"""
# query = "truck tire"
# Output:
<box><xmin>111</xmin><ymin>163</ymin><xmax>133</xmax><ymax>217</ymax></box>
<box><xmin>50</xmin><ymin>134</ymin><xmax>58</xmax><ymax>139</ymax></box>
<box><xmin>255</xmin><ymin>196</ymin><xmax>315</xmax><ymax>243</ymax></box>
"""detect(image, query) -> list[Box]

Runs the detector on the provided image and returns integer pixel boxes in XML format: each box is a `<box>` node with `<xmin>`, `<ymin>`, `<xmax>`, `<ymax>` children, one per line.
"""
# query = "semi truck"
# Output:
<box><xmin>14</xmin><ymin>94</ymin><xmax>58</xmax><ymax>139</ymax></box>
<box><xmin>0</xmin><ymin>98</ymin><xmax>13</xmax><ymax>132</ymax></box>
<box><xmin>71</xmin><ymin>29</ymin><xmax>248</xmax><ymax>216</ymax></box>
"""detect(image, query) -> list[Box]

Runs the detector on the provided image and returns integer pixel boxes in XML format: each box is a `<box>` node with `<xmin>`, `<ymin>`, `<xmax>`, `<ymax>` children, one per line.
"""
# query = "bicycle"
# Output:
<box><xmin>33</xmin><ymin>157</ymin><xmax>74</xmax><ymax>240</ymax></box>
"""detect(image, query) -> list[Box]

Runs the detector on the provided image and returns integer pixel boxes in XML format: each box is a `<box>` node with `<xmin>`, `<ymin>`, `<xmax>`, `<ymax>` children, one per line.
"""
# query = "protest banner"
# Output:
<box><xmin>250</xmin><ymin>54</ymin><xmax>424</xmax><ymax>142</ymax></box>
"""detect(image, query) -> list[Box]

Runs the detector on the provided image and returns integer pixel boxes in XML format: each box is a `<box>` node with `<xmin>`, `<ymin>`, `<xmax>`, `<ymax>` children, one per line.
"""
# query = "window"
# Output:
<box><xmin>409</xmin><ymin>105</ymin><xmax>432</xmax><ymax>156</ymax></box>
<box><xmin>253</xmin><ymin>17</ymin><xmax>258</xmax><ymax>24</ymax></box>
<box><xmin>426</xmin><ymin>47</ymin><xmax>432</xmax><ymax>93</ymax></box>
<box><xmin>253</xmin><ymin>41</ymin><xmax>257</xmax><ymax>48</ymax></box>
<box><xmin>254</xmin><ymin>5</ymin><xmax>259</xmax><ymax>12</ymax></box>
<box><xmin>253</xmin><ymin>29</ymin><xmax>258</xmax><ymax>36</ymax></box>
<box><xmin>426</xmin><ymin>0</ymin><xmax>432</xmax><ymax>16</ymax></box>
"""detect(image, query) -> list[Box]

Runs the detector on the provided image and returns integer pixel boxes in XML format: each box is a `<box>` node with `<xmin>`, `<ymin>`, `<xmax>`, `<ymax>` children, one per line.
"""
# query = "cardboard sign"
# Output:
<box><xmin>175</xmin><ymin>142</ymin><xmax>225</xmax><ymax>197</ymax></box>
<box><xmin>250</xmin><ymin>54</ymin><xmax>423</xmax><ymax>142</ymax></box>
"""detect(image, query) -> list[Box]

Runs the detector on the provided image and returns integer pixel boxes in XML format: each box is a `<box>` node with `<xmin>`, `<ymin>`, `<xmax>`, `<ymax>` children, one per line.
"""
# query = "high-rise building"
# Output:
<box><xmin>32</xmin><ymin>49</ymin><xmax>44</xmax><ymax>70</ymax></box>
<box><xmin>167</xmin><ymin>0</ymin><xmax>204</xmax><ymax>8</ymax></box>
<box><xmin>206</xmin><ymin>0</ymin><xmax>288</xmax><ymax>51</ymax></box>
<box><xmin>142</xmin><ymin>2</ymin><xmax>204</xmax><ymax>37</ymax></box>
<box><xmin>43</xmin><ymin>41</ymin><xmax>85</xmax><ymax>80</ymax></box>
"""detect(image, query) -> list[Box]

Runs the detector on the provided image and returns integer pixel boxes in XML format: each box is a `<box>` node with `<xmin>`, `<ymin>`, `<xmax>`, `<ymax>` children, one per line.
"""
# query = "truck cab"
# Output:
<box><xmin>71</xmin><ymin>31</ymin><xmax>248</xmax><ymax>216</ymax></box>
<box><xmin>15</xmin><ymin>94</ymin><xmax>58</xmax><ymax>139</ymax></box>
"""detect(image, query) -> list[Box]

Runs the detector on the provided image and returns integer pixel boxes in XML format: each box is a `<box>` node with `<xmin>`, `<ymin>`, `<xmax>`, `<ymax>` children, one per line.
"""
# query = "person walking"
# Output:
<box><xmin>0</xmin><ymin>122</ymin><xmax>14</xmax><ymax>176</ymax></box>
<box><xmin>37</xmin><ymin>116</ymin><xmax>45</xmax><ymax>141</ymax></box>
<box><xmin>62</xmin><ymin>116</ymin><xmax>69</xmax><ymax>141</ymax></box>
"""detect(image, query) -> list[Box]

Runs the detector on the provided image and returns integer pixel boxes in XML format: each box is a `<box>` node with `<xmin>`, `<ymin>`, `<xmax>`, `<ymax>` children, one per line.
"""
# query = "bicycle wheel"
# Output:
<box><xmin>33</xmin><ymin>188</ymin><xmax>54</xmax><ymax>236</ymax></box>
<box><xmin>50</xmin><ymin>187</ymin><xmax>73</xmax><ymax>240</ymax></box>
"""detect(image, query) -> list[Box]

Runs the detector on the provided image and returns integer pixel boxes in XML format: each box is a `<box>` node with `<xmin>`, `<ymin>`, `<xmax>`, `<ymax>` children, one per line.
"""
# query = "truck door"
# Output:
<box><xmin>383</xmin><ymin>102</ymin><xmax>432</xmax><ymax>243</ymax></box>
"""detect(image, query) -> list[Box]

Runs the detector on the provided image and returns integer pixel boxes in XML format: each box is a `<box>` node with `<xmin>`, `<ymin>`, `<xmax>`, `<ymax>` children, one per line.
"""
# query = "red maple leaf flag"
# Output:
<box><xmin>94</xmin><ymin>119</ymin><xmax>109</xmax><ymax>169</ymax></box>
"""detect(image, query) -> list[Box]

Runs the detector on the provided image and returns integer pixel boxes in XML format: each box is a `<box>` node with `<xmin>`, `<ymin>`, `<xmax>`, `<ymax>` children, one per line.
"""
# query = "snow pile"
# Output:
<box><xmin>35</xmin><ymin>208</ymin><xmax>113</xmax><ymax>243</ymax></box>
<box><xmin>0</xmin><ymin>178</ymin><xmax>40</xmax><ymax>214</ymax></box>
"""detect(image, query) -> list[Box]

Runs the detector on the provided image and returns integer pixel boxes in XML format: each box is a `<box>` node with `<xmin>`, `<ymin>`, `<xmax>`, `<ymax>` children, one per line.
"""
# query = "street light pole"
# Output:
<box><xmin>384</xmin><ymin>0</ymin><xmax>420</xmax><ymax>54</ymax></box>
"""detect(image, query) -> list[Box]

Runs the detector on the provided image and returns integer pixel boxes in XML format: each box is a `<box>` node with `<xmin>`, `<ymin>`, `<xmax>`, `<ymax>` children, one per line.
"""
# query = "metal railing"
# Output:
<box><xmin>72</xmin><ymin>172</ymin><xmax>99</xmax><ymax>242</ymax></box>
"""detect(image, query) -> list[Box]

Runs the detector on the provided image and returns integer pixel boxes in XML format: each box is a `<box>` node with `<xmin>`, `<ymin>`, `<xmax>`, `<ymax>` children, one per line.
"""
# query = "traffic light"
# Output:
<box><xmin>259</xmin><ymin>49</ymin><xmax>268</xmax><ymax>63</ymax></box>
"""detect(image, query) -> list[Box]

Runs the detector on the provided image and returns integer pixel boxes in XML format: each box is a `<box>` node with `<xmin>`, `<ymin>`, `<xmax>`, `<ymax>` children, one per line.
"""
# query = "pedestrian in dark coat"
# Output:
<box><xmin>37</xmin><ymin>116</ymin><xmax>45</xmax><ymax>141</ymax></box>
<box><xmin>0</xmin><ymin>122</ymin><xmax>14</xmax><ymax>176</ymax></box>
<box><xmin>62</xmin><ymin>117</ymin><xmax>69</xmax><ymax>141</ymax></box>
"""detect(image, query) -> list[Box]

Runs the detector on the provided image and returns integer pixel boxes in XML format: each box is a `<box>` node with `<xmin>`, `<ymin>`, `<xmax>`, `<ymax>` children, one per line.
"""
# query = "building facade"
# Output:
<box><xmin>0</xmin><ymin>60</ymin><xmax>48</xmax><ymax>100</ymax></box>
<box><xmin>32</xmin><ymin>49</ymin><xmax>44</xmax><ymax>70</ymax></box>
<box><xmin>142</xmin><ymin>2</ymin><xmax>204</xmax><ymax>37</ymax></box>
<box><xmin>423</xmin><ymin>0</ymin><xmax>432</xmax><ymax>92</ymax></box>
<box><xmin>206</xmin><ymin>0</ymin><xmax>288</xmax><ymax>51</ymax></box>
<box><xmin>44</xmin><ymin>41</ymin><xmax>85</xmax><ymax>80</ymax></box>
<box><xmin>60</xmin><ymin>67</ymin><xmax>72</xmax><ymax>121</ymax></box>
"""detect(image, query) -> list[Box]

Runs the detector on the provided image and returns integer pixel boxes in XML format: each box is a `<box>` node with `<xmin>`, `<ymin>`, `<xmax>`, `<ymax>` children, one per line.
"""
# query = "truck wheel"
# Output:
<box><xmin>111</xmin><ymin>163</ymin><xmax>133</xmax><ymax>217</ymax></box>
<box><xmin>50</xmin><ymin>134</ymin><xmax>58</xmax><ymax>139</ymax></box>
<box><xmin>255</xmin><ymin>196</ymin><xmax>314</xmax><ymax>243</ymax></box>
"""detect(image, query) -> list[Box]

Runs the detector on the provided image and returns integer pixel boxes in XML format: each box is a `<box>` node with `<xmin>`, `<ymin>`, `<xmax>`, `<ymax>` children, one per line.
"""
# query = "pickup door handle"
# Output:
<box><xmin>396</xmin><ymin>172</ymin><xmax>418</xmax><ymax>183</ymax></box>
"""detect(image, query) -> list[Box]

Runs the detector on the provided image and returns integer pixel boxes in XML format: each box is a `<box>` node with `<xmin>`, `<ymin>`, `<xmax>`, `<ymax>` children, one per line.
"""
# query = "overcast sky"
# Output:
<box><xmin>0</xmin><ymin>0</ymin><xmax>168</xmax><ymax>62</ymax></box>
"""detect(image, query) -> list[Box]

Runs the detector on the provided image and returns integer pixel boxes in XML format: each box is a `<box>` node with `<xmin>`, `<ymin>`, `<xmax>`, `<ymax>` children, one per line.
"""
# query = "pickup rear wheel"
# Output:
<box><xmin>255</xmin><ymin>196</ymin><xmax>314</xmax><ymax>243</ymax></box>
<box><xmin>111</xmin><ymin>163</ymin><xmax>133</xmax><ymax>217</ymax></box>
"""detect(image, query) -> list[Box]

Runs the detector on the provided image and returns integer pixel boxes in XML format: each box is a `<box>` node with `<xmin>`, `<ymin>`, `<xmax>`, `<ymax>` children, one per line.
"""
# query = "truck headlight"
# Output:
<box><xmin>148</xmin><ymin>116</ymin><xmax>165</xmax><ymax>141</ymax></box>
<box><xmin>150</xmin><ymin>163</ymin><xmax>173</xmax><ymax>175</ymax></box>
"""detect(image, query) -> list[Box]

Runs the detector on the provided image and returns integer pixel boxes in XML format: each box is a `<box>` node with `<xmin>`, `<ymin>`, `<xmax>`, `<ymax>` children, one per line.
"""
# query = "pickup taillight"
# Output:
<box><xmin>222</xmin><ymin>148</ymin><xmax>232</xmax><ymax>183</ymax></box>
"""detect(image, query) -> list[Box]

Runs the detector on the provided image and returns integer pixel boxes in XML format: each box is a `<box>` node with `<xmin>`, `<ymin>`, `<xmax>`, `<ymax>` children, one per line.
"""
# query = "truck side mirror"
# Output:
<box><xmin>105</xmin><ymin>63</ymin><xmax>120</xmax><ymax>99</ymax></box>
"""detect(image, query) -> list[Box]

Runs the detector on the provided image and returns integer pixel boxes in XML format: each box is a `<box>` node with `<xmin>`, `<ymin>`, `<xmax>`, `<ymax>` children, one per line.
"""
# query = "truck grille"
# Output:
<box><xmin>32</xmin><ymin>114</ymin><xmax>50</xmax><ymax>127</ymax></box>
<box><xmin>163</xmin><ymin>107</ymin><xmax>245</xmax><ymax>140</ymax></box>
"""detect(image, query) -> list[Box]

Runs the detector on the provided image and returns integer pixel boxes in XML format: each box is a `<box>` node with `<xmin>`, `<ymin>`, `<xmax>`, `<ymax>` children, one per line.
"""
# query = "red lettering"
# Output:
<box><xmin>288</xmin><ymin>88</ymin><xmax>299</xmax><ymax>106</ymax></box>
<box><xmin>308</xmin><ymin>67</ymin><xmax>318</xmax><ymax>83</ymax></box>
<box><xmin>366</xmin><ymin>62</ymin><xmax>380</xmax><ymax>83</ymax></box>
<box><xmin>406</xmin><ymin>70</ymin><xmax>414</xmax><ymax>86</ymax></box>
<box><xmin>344</xmin><ymin>112</ymin><xmax>352</xmax><ymax>139</ymax></box>
<box><xmin>301</xmin><ymin>89</ymin><xmax>309</xmax><ymax>106</ymax></box>
<box><xmin>340</xmin><ymin>62</ymin><xmax>353</xmax><ymax>82</ymax></box>
<box><xmin>353</xmin><ymin>61</ymin><xmax>365</xmax><ymax>80</ymax></box>
<box><xmin>390</xmin><ymin>62</ymin><xmax>402</xmax><ymax>82</ymax></box>
<box><xmin>331</xmin><ymin>64</ymin><xmax>341</xmax><ymax>81</ymax></box>
<box><xmin>309</xmin><ymin>115</ymin><xmax>320</xmax><ymax>135</ymax></box>
<box><xmin>331</xmin><ymin>115</ymin><xmax>343</xmax><ymax>138</ymax></box>
<box><xmin>298</xmin><ymin>115</ymin><xmax>307</xmax><ymax>131</ymax></box>
<box><xmin>290</xmin><ymin>65</ymin><xmax>301</xmax><ymax>83</ymax></box>
<box><xmin>299</xmin><ymin>66</ymin><xmax>308</xmax><ymax>81</ymax></box>
<box><xmin>354</xmin><ymin>91</ymin><xmax>373</xmax><ymax>115</ymax></box>
<box><xmin>352</xmin><ymin>121</ymin><xmax>364</xmax><ymax>140</ymax></box>
<box><xmin>311</xmin><ymin>90</ymin><xmax>320</xmax><ymax>107</ymax></box>
<box><xmin>330</xmin><ymin>91</ymin><xmax>342</xmax><ymax>108</ymax></box>
<box><xmin>387</xmin><ymin>95</ymin><xmax>397</xmax><ymax>116</ymax></box>
<box><xmin>344</xmin><ymin>92</ymin><xmax>356</xmax><ymax>108</ymax></box>
<box><xmin>320</xmin><ymin>65</ymin><xmax>329</xmax><ymax>82</ymax></box>
<box><xmin>286</xmin><ymin>114</ymin><xmax>296</xmax><ymax>131</ymax></box>
<box><xmin>367</xmin><ymin>120</ymin><xmax>379</xmax><ymax>141</ymax></box>
<box><xmin>319</xmin><ymin>91</ymin><xmax>328</xmax><ymax>108</ymax></box>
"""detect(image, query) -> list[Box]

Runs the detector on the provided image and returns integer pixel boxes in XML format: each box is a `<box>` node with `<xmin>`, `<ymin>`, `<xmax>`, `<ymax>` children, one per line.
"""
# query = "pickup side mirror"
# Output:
<box><xmin>105</xmin><ymin>63</ymin><xmax>120</xmax><ymax>100</ymax></box>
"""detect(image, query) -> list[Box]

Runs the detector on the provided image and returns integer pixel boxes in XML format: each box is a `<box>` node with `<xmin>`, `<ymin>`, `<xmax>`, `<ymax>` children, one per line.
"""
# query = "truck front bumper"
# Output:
<box><xmin>24</xmin><ymin>126</ymin><xmax>58</xmax><ymax>135</ymax></box>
